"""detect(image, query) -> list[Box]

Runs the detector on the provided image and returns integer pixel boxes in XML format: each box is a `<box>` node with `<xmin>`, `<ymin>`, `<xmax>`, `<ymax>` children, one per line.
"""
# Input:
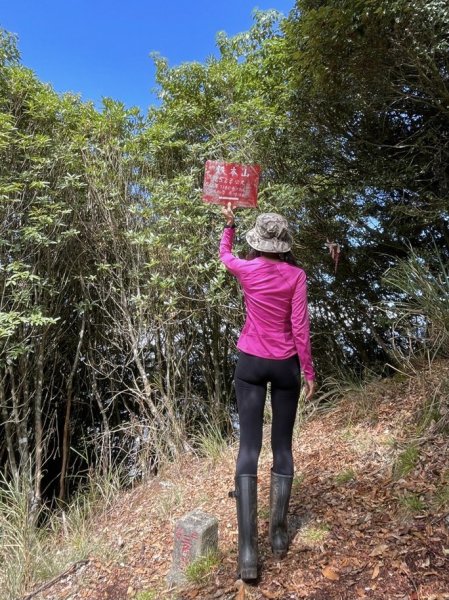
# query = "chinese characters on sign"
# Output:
<box><xmin>202</xmin><ymin>160</ymin><xmax>261</xmax><ymax>208</ymax></box>
<box><xmin>174</xmin><ymin>526</ymin><xmax>199</xmax><ymax>568</ymax></box>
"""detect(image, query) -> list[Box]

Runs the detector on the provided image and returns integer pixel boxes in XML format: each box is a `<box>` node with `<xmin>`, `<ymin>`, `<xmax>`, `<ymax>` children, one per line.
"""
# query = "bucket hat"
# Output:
<box><xmin>245</xmin><ymin>213</ymin><xmax>292</xmax><ymax>253</ymax></box>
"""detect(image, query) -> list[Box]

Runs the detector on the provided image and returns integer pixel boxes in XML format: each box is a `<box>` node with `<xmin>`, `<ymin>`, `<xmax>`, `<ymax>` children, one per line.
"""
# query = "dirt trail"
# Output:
<box><xmin>31</xmin><ymin>362</ymin><xmax>449</xmax><ymax>600</ymax></box>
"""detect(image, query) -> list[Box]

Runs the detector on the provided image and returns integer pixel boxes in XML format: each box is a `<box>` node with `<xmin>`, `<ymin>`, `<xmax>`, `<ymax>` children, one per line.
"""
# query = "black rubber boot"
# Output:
<box><xmin>269</xmin><ymin>470</ymin><xmax>293</xmax><ymax>558</ymax></box>
<box><xmin>232</xmin><ymin>475</ymin><xmax>258</xmax><ymax>581</ymax></box>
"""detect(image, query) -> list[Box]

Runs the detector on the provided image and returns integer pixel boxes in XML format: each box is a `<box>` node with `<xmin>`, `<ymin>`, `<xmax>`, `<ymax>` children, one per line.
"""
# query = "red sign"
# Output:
<box><xmin>202</xmin><ymin>160</ymin><xmax>261</xmax><ymax>208</ymax></box>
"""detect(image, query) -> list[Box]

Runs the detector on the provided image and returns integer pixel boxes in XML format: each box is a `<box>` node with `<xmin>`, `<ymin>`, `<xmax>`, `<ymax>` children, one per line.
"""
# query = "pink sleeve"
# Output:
<box><xmin>291</xmin><ymin>270</ymin><xmax>315</xmax><ymax>381</ymax></box>
<box><xmin>219</xmin><ymin>227</ymin><xmax>248</xmax><ymax>278</ymax></box>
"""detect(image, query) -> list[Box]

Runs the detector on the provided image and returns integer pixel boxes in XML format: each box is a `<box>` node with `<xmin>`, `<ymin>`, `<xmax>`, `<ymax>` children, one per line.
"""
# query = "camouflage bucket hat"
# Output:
<box><xmin>245</xmin><ymin>213</ymin><xmax>292</xmax><ymax>253</ymax></box>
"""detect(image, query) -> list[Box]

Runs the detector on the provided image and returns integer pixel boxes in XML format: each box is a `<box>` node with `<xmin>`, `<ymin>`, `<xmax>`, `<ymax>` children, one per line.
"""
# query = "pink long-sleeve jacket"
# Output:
<box><xmin>219</xmin><ymin>227</ymin><xmax>315</xmax><ymax>381</ymax></box>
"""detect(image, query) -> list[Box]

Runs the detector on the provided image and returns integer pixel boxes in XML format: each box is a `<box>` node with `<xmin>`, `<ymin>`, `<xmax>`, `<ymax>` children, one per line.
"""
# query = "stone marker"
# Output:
<box><xmin>167</xmin><ymin>509</ymin><xmax>218</xmax><ymax>586</ymax></box>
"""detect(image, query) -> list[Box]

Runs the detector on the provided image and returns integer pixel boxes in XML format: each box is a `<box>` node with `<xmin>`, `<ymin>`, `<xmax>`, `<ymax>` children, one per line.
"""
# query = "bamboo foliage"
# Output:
<box><xmin>0</xmin><ymin>2</ymin><xmax>448</xmax><ymax>500</ymax></box>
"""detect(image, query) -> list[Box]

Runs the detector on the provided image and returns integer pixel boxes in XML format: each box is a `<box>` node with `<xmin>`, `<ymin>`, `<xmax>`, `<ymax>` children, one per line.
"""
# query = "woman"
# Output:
<box><xmin>219</xmin><ymin>203</ymin><xmax>316</xmax><ymax>581</ymax></box>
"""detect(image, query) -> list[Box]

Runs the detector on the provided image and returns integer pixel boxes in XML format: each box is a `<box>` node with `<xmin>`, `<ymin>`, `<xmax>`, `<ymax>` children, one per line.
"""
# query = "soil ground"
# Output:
<box><xmin>28</xmin><ymin>361</ymin><xmax>449</xmax><ymax>600</ymax></box>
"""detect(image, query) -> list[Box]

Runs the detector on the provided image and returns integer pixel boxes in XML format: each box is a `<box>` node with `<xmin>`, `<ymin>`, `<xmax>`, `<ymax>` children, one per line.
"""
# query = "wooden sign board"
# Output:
<box><xmin>202</xmin><ymin>160</ymin><xmax>260</xmax><ymax>208</ymax></box>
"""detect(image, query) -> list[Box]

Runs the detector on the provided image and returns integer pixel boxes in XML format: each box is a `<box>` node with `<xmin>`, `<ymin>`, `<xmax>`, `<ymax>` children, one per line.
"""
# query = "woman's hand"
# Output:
<box><xmin>304</xmin><ymin>379</ymin><xmax>317</xmax><ymax>401</ymax></box>
<box><xmin>221</xmin><ymin>202</ymin><xmax>236</xmax><ymax>226</ymax></box>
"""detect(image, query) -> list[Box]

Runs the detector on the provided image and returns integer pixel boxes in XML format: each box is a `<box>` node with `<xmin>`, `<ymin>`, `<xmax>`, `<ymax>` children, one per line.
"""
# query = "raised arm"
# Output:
<box><xmin>219</xmin><ymin>203</ymin><xmax>248</xmax><ymax>277</ymax></box>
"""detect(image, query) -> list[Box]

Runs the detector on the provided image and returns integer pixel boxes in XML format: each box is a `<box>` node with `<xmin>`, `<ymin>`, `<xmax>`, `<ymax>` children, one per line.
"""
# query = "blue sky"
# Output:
<box><xmin>1</xmin><ymin>0</ymin><xmax>294</xmax><ymax>112</ymax></box>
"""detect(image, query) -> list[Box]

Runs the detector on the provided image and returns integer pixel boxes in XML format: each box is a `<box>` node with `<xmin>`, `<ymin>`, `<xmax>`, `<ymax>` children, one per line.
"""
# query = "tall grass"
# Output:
<box><xmin>192</xmin><ymin>417</ymin><xmax>233</xmax><ymax>462</ymax></box>
<box><xmin>308</xmin><ymin>364</ymin><xmax>381</xmax><ymax>426</ymax></box>
<box><xmin>383</xmin><ymin>246</ymin><xmax>449</xmax><ymax>366</ymax></box>
<box><xmin>0</xmin><ymin>469</ymin><xmax>122</xmax><ymax>600</ymax></box>
<box><xmin>0</xmin><ymin>473</ymin><xmax>49</xmax><ymax>598</ymax></box>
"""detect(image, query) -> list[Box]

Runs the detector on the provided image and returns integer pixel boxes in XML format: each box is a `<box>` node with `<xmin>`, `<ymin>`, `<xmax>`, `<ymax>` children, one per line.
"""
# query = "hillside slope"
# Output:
<box><xmin>30</xmin><ymin>362</ymin><xmax>449</xmax><ymax>600</ymax></box>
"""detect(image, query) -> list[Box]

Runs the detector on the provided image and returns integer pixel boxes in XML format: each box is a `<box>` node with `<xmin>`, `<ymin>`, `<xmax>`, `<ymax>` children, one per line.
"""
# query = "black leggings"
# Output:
<box><xmin>234</xmin><ymin>351</ymin><xmax>301</xmax><ymax>477</ymax></box>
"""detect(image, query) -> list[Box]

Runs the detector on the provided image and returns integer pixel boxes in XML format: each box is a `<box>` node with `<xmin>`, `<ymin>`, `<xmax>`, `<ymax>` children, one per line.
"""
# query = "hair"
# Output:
<box><xmin>246</xmin><ymin>248</ymin><xmax>299</xmax><ymax>267</ymax></box>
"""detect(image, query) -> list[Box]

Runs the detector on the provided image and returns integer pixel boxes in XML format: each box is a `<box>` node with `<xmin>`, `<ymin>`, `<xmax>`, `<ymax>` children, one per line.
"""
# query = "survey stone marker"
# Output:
<box><xmin>167</xmin><ymin>509</ymin><xmax>219</xmax><ymax>586</ymax></box>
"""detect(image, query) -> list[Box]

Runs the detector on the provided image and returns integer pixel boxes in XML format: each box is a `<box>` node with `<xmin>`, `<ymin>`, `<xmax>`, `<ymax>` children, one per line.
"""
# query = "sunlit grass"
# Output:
<box><xmin>192</xmin><ymin>419</ymin><xmax>231</xmax><ymax>463</ymax></box>
<box><xmin>334</xmin><ymin>468</ymin><xmax>356</xmax><ymax>485</ymax></box>
<box><xmin>397</xmin><ymin>492</ymin><xmax>426</xmax><ymax>514</ymax></box>
<box><xmin>297</xmin><ymin>522</ymin><xmax>330</xmax><ymax>546</ymax></box>
<box><xmin>393</xmin><ymin>445</ymin><xmax>420</xmax><ymax>479</ymax></box>
<box><xmin>185</xmin><ymin>550</ymin><xmax>219</xmax><ymax>584</ymax></box>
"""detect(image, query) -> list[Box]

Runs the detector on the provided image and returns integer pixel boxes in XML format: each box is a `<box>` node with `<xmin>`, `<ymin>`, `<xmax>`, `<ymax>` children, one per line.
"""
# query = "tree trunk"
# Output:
<box><xmin>8</xmin><ymin>364</ymin><xmax>30</xmax><ymax>472</ymax></box>
<box><xmin>90</xmin><ymin>354</ymin><xmax>111</xmax><ymax>477</ymax></box>
<box><xmin>59</xmin><ymin>312</ymin><xmax>86</xmax><ymax>502</ymax></box>
<box><xmin>34</xmin><ymin>339</ymin><xmax>45</xmax><ymax>505</ymax></box>
<box><xmin>0</xmin><ymin>376</ymin><xmax>19</xmax><ymax>480</ymax></box>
